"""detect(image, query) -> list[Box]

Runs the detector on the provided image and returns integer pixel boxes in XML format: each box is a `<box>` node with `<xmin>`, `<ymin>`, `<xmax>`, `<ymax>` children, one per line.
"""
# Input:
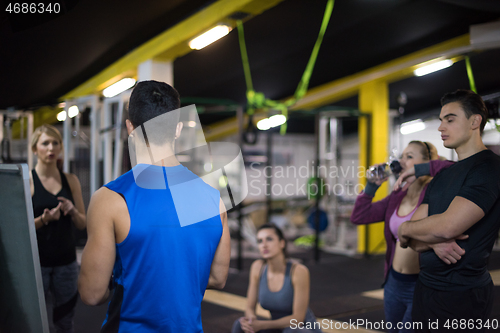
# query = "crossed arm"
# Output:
<box><xmin>398</xmin><ymin>197</ymin><xmax>484</xmax><ymax>264</ymax></box>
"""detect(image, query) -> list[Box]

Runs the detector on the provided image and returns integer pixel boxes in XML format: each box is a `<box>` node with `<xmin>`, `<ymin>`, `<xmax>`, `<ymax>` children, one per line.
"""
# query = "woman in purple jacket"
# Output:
<box><xmin>351</xmin><ymin>141</ymin><xmax>451</xmax><ymax>333</ymax></box>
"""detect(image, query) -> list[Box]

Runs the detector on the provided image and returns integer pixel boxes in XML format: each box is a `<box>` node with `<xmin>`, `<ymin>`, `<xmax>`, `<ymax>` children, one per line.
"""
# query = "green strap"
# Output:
<box><xmin>236</xmin><ymin>0</ymin><xmax>335</xmax><ymax>133</ymax></box>
<box><xmin>294</xmin><ymin>0</ymin><xmax>335</xmax><ymax>100</ymax></box>
<box><xmin>465</xmin><ymin>56</ymin><xmax>477</xmax><ymax>93</ymax></box>
<box><xmin>237</xmin><ymin>20</ymin><xmax>255</xmax><ymax>115</ymax></box>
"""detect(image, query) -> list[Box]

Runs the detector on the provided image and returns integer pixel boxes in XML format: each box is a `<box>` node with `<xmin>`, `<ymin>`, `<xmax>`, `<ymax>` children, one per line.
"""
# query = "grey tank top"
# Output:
<box><xmin>259</xmin><ymin>261</ymin><xmax>294</xmax><ymax>319</ymax></box>
<box><xmin>258</xmin><ymin>261</ymin><xmax>323</xmax><ymax>332</ymax></box>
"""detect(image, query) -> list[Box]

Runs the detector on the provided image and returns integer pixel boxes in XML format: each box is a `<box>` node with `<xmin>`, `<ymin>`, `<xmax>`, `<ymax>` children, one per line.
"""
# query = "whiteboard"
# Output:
<box><xmin>0</xmin><ymin>164</ymin><xmax>49</xmax><ymax>333</ymax></box>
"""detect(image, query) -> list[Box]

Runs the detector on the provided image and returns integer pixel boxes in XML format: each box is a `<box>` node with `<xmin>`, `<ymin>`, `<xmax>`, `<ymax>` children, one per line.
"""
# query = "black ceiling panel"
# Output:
<box><xmin>1</xmin><ymin>0</ymin><xmax>499</xmax><ymax>132</ymax></box>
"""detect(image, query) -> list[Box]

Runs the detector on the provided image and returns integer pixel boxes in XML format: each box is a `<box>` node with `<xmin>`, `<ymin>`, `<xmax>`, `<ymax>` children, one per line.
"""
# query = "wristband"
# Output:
<box><xmin>363</xmin><ymin>182</ymin><xmax>380</xmax><ymax>197</ymax></box>
<box><xmin>414</xmin><ymin>162</ymin><xmax>430</xmax><ymax>179</ymax></box>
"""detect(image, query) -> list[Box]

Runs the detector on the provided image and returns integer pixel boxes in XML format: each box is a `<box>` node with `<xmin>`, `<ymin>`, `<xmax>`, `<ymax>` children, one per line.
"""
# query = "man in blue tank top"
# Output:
<box><xmin>78</xmin><ymin>81</ymin><xmax>231</xmax><ymax>333</ymax></box>
<box><xmin>398</xmin><ymin>90</ymin><xmax>500</xmax><ymax>332</ymax></box>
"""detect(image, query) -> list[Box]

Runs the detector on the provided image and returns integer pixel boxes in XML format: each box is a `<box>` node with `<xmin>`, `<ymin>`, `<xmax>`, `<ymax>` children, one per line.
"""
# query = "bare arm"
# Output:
<box><xmin>394</xmin><ymin>160</ymin><xmax>454</xmax><ymax>191</ymax></box>
<box><xmin>78</xmin><ymin>187</ymin><xmax>118</xmax><ymax>306</ymax></box>
<box><xmin>251</xmin><ymin>264</ymin><xmax>310</xmax><ymax>331</ymax></box>
<box><xmin>399</xmin><ymin>196</ymin><xmax>484</xmax><ymax>246</ymax></box>
<box><xmin>236</xmin><ymin>260</ymin><xmax>263</xmax><ymax>333</ymax></box>
<box><xmin>245</xmin><ymin>260</ymin><xmax>263</xmax><ymax>319</ymax></box>
<box><xmin>206</xmin><ymin>199</ymin><xmax>231</xmax><ymax>289</ymax></box>
<box><xmin>394</xmin><ymin>167</ymin><xmax>417</xmax><ymax>192</ymax></box>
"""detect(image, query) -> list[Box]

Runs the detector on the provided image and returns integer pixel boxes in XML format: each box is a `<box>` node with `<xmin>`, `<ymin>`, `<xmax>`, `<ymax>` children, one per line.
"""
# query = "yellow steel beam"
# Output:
<box><xmin>292</xmin><ymin>34</ymin><xmax>471</xmax><ymax>110</ymax></box>
<box><xmin>12</xmin><ymin>105</ymin><xmax>62</xmax><ymax>139</ymax></box>
<box><xmin>357</xmin><ymin>113</ymin><xmax>369</xmax><ymax>254</ymax></box>
<box><xmin>204</xmin><ymin>34</ymin><xmax>471</xmax><ymax>138</ymax></box>
<box><xmin>14</xmin><ymin>0</ymin><xmax>284</xmax><ymax>138</ymax></box>
<box><xmin>357</xmin><ymin>80</ymin><xmax>389</xmax><ymax>255</ymax></box>
<box><xmin>155</xmin><ymin>0</ymin><xmax>285</xmax><ymax>62</ymax></box>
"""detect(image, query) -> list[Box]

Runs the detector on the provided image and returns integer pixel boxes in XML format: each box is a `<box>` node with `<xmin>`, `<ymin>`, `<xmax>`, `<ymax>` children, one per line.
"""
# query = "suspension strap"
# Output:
<box><xmin>465</xmin><ymin>56</ymin><xmax>477</xmax><ymax>93</ymax></box>
<box><xmin>237</xmin><ymin>0</ymin><xmax>335</xmax><ymax>134</ymax></box>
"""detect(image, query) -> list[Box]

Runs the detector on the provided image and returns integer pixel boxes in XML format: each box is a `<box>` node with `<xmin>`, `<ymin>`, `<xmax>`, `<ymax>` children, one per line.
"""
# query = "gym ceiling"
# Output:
<box><xmin>1</xmin><ymin>0</ymin><xmax>500</xmax><ymax>134</ymax></box>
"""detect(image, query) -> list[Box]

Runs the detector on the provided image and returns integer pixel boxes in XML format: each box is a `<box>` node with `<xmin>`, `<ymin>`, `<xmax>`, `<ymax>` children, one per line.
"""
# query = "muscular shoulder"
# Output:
<box><xmin>89</xmin><ymin>187</ymin><xmax>126</xmax><ymax>215</ymax></box>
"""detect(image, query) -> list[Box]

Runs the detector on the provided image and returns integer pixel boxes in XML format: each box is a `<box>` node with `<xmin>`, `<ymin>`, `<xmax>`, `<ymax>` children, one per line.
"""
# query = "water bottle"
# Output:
<box><xmin>366</xmin><ymin>150</ymin><xmax>402</xmax><ymax>183</ymax></box>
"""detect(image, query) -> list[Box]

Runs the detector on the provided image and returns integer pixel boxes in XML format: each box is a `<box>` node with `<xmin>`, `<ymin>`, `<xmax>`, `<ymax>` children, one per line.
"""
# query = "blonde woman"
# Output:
<box><xmin>30</xmin><ymin>124</ymin><xmax>86</xmax><ymax>333</ymax></box>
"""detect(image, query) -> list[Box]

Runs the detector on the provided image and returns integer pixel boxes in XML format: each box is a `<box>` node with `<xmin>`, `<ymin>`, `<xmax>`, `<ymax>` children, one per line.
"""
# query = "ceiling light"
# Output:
<box><xmin>103</xmin><ymin>78</ymin><xmax>136</xmax><ymax>98</ymax></box>
<box><xmin>57</xmin><ymin>111</ymin><xmax>67</xmax><ymax>122</ymax></box>
<box><xmin>400</xmin><ymin>119</ymin><xmax>425</xmax><ymax>135</ymax></box>
<box><xmin>256</xmin><ymin>118</ymin><xmax>271</xmax><ymax>131</ymax></box>
<box><xmin>68</xmin><ymin>105</ymin><xmax>79</xmax><ymax>118</ymax></box>
<box><xmin>257</xmin><ymin>114</ymin><xmax>287</xmax><ymax>131</ymax></box>
<box><xmin>189</xmin><ymin>25</ymin><xmax>231</xmax><ymax>50</ymax></box>
<box><xmin>268</xmin><ymin>114</ymin><xmax>286</xmax><ymax>127</ymax></box>
<box><xmin>187</xmin><ymin>121</ymin><xmax>197</xmax><ymax>128</ymax></box>
<box><xmin>414</xmin><ymin>59</ymin><xmax>453</xmax><ymax>77</ymax></box>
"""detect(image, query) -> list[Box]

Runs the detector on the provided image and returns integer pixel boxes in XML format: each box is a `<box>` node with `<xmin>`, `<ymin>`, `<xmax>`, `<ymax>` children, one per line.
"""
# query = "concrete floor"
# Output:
<box><xmin>65</xmin><ymin>244</ymin><xmax>500</xmax><ymax>333</ymax></box>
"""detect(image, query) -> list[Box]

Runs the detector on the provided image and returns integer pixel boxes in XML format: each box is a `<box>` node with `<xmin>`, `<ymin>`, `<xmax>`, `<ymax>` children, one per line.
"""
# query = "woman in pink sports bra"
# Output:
<box><xmin>351</xmin><ymin>141</ymin><xmax>446</xmax><ymax>333</ymax></box>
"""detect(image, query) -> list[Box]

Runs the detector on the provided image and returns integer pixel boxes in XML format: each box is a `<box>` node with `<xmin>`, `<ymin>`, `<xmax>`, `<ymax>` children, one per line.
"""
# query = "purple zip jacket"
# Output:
<box><xmin>350</xmin><ymin>159</ymin><xmax>454</xmax><ymax>280</ymax></box>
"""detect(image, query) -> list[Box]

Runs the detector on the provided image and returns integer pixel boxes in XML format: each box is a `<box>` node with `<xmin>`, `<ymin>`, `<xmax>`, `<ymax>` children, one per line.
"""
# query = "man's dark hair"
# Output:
<box><xmin>128</xmin><ymin>80</ymin><xmax>181</xmax><ymax>143</ymax></box>
<box><xmin>441</xmin><ymin>89</ymin><xmax>488</xmax><ymax>134</ymax></box>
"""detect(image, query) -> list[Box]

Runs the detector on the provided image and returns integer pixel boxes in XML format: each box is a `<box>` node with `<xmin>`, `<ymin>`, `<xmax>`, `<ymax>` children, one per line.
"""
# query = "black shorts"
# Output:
<box><xmin>412</xmin><ymin>279</ymin><xmax>494</xmax><ymax>332</ymax></box>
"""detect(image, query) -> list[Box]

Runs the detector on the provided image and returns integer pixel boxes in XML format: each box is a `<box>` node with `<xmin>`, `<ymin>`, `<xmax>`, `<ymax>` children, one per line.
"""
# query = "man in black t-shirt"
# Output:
<box><xmin>398</xmin><ymin>90</ymin><xmax>500</xmax><ymax>332</ymax></box>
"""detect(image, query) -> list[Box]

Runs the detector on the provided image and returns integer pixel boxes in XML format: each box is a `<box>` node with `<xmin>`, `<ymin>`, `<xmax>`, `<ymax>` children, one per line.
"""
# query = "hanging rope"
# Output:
<box><xmin>237</xmin><ymin>20</ymin><xmax>254</xmax><ymax>114</ymax></box>
<box><xmin>237</xmin><ymin>0</ymin><xmax>335</xmax><ymax>135</ymax></box>
<box><xmin>293</xmin><ymin>0</ymin><xmax>334</xmax><ymax>101</ymax></box>
<box><xmin>465</xmin><ymin>56</ymin><xmax>477</xmax><ymax>93</ymax></box>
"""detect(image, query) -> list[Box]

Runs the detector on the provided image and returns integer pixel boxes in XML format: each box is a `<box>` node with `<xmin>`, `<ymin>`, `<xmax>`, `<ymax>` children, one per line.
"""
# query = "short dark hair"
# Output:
<box><xmin>440</xmin><ymin>89</ymin><xmax>488</xmax><ymax>134</ymax></box>
<box><xmin>257</xmin><ymin>223</ymin><xmax>287</xmax><ymax>258</ymax></box>
<box><xmin>128</xmin><ymin>80</ymin><xmax>181</xmax><ymax>143</ymax></box>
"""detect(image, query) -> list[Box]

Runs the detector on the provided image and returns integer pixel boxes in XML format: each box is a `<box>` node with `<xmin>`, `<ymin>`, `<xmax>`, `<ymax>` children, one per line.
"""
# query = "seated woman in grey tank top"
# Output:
<box><xmin>232</xmin><ymin>224</ymin><xmax>322</xmax><ymax>333</ymax></box>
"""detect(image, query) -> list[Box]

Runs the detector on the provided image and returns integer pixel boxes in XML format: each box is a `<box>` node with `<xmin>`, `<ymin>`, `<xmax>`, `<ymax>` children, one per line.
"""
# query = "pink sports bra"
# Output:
<box><xmin>389</xmin><ymin>203</ymin><xmax>419</xmax><ymax>242</ymax></box>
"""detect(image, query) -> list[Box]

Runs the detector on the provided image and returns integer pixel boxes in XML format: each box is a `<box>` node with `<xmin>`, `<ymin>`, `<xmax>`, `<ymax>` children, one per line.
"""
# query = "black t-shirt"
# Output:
<box><xmin>420</xmin><ymin>150</ymin><xmax>500</xmax><ymax>290</ymax></box>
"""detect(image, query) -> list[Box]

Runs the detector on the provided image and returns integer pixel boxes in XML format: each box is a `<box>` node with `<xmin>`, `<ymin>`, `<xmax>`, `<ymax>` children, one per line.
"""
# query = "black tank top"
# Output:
<box><xmin>32</xmin><ymin>169</ymin><xmax>76</xmax><ymax>267</ymax></box>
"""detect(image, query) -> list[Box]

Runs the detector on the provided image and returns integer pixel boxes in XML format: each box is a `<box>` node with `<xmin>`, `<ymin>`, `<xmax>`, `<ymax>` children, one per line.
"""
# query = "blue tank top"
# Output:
<box><xmin>101</xmin><ymin>164</ymin><xmax>222</xmax><ymax>333</ymax></box>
